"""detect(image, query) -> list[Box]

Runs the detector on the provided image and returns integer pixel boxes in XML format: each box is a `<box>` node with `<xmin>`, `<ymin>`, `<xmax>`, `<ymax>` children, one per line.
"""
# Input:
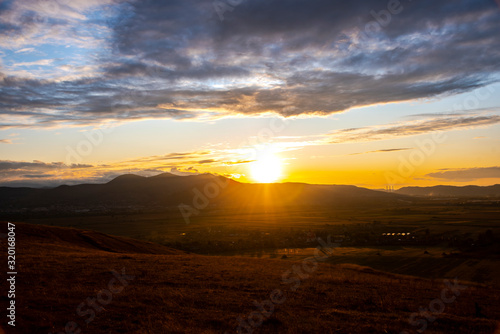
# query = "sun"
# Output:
<box><xmin>250</xmin><ymin>153</ymin><xmax>282</xmax><ymax>183</ymax></box>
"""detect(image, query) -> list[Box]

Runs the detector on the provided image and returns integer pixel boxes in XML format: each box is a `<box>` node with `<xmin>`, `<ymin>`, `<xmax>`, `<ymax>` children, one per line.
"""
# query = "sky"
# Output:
<box><xmin>0</xmin><ymin>0</ymin><xmax>500</xmax><ymax>188</ymax></box>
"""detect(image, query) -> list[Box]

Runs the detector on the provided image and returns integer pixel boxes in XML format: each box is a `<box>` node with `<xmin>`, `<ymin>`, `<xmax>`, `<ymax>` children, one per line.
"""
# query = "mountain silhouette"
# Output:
<box><xmin>0</xmin><ymin>173</ymin><xmax>408</xmax><ymax>211</ymax></box>
<box><xmin>396</xmin><ymin>184</ymin><xmax>500</xmax><ymax>197</ymax></box>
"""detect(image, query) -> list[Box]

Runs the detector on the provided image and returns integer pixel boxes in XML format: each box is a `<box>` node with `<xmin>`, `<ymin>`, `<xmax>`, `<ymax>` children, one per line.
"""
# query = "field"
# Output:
<box><xmin>2</xmin><ymin>222</ymin><xmax>500</xmax><ymax>334</ymax></box>
<box><xmin>16</xmin><ymin>199</ymin><xmax>500</xmax><ymax>286</ymax></box>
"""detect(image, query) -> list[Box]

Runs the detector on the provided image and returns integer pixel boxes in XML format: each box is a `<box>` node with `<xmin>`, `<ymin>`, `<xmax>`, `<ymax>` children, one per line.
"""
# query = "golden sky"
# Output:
<box><xmin>1</xmin><ymin>0</ymin><xmax>499</xmax><ymax>188</ymax></box>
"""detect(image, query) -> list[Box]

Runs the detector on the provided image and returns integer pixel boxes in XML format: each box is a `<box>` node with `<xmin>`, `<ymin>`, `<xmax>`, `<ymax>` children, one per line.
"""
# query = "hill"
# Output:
<box><xmin>1</xmin><ymin>221</ymin><xmax>500</xmax><ymax>333</ymax></box>
<box><xmin>0</xmin><ymin>173</ymin><xmax>409</xmax><ymax>214</ymax></box>
<box><xmin>7</xmin><ymin>221</ymin><xmax>185</xmax><ymax>255</ymax></box>
<box><xmin>396</xmin><ymin>184</ymin><xmax>500</xmax><ymax>197</ymax></box>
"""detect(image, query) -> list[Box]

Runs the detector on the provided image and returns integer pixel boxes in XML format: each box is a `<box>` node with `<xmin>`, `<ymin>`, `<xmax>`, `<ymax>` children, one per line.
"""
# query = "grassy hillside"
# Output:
<box><xmin>1</xmin><ymin>222</ymin><xmax>500</xmax><ymax>333</ymax></box>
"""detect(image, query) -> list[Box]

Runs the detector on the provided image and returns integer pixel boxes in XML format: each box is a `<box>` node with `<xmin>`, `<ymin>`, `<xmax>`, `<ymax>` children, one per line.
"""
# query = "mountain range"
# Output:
<box><xmin>1</xmin><ymin>173</ymin><xmax>499</xmax><ymax>213</ymax></box>
<box><xmin>396</xmin><ymin>184</ymin><xmax>500</xmax><ymax>198</ymax></box>
<box><xmin>0</xmin><ymin>173</ymin><xmax>407</xmax><ymax>211</ymax></box>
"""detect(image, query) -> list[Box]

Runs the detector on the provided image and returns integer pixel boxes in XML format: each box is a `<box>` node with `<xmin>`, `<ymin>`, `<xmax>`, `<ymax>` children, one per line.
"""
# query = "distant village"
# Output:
<box><xmin>158</xmin><ymin>222</ymin><xmax>498</xmax><ymax>256</ymax></box>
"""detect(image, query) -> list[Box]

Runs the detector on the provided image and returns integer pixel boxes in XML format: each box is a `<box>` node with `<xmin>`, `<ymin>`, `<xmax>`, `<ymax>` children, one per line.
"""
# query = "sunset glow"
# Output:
<box><xmin>0</xmin><ymin>0</ymin><xmax>499</xmax><ymax>189</ymax></box>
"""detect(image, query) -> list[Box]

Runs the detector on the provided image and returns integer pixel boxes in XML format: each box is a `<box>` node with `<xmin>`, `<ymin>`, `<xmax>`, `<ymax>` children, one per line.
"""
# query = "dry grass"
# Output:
<box><xmin>1</xmin><ymin>222</ymin><xmax>499</xmax><ymax>334</ymax></box>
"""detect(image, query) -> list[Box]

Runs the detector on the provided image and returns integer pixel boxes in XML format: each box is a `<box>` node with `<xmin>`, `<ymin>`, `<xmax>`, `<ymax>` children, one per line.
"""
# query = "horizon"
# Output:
<box><xmin>2</xmin><ymin>170</ymin><xmax>500</xmax><ymax>190</ymax></box>
<box><xmin>1</xmin><ymin>0</ymin><xmax>500</xmax><ymax>188</ymax></box>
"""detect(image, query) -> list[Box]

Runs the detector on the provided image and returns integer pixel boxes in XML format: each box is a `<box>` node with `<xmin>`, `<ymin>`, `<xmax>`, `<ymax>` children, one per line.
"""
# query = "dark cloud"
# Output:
<box><xmin>70</xmin><ymin>164</ymin><xmax>94</xmax><ymax>168</ymax></box>
<box><xmin>1</xmin><ymin>0</ymin><xmax>500</xmax><ymax>124</ymax></box>
<box><xmin>0</xmin><ymin>160</ymin><xmax>76</xmax><ymax>186</ymax></box>
<box><xmin>0</xmin><ymin>160</ymin><xmax>64</xmax><ymax>171</ymax></box>
<box><xmin>104</xmin><ymin>61</ymin><xmax>249</xmax><ymax>82</ymax></box>
<box><xmin>23</xmin><ymin>174</ymin><xmax>51</xmax><ymax>178</ymax></box>
<box><xmin>0</xmin><ymin>160</ymin><xmax>97</xmax><ymax>182</ymax></box>
<box><xmin>427</xmin><ymin>167</ymin><xmax>500</xmax><ymax>181</ymax></box>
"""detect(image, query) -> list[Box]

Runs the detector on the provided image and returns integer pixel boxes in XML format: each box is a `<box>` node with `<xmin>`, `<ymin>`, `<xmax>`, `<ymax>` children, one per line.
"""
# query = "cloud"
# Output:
<box><xmin>14</xmin><ymin>47</ymin><xmax>35</xmax><ymax>53</ymax></box>
<box><xmin>224</xmin><ymin>160</ymin><xmax>254</xmax><ymax>165</ymax></box>
<box><xmin>0</xmin><ymin>0</ymin><xmax>499</xmax><ymax>125</ymax></box>
<box><xmin>0</xmin><ymin>160</ymin><xmax>64</xmax><ymax>171</ymax></box>
<box><xmin>426</xmin><ymin>167</ymin><xmax>500</xmax><ymax>181</ymax></box>
<box><xmin>349</xmin><ymin>148</ymin><xmax>413</xmax><ymax>155</ymax></box>
<box><xmin>13</xmin><ymin>59</ymin><xmax>54</xmax><ymax>67</ymax></box>
<box><xmin>0</xmin><ymin>148</ymin><xmax>226</xmax><ymax>186</ymax></box>
<box><xmin>170</xmin><ymin>166</ymin><xmax>201</xmax><ymax>176</ymax></box>
<box><xmin>0</xmin><ymin>139</ymin><xmax>12</xmax><ymax>144</ymax></box>
<box><xmin>0</xmin><ymin>160</ymin><xmax>99</xmax><ymax>184</ymax></box>
<box><xmin>0</xmin><ymin>0</ymin><xmax>115</xmax><ymax>49</ymax></box>
<box><xmin>121</xmin><ymin>151</ymin><xmax>213</xmax><ymax>165</ymax></box>
<box><xmin>0</xmin><ymin>159</ymin><xmax>137</xmax><ymax>187</ymax></box>
<box><xmin>23</xmin><ymin>174</ymin><xmax>51</xmax><ymax>178</ymax></box>
<box><xmin>328</xmin><ymin>113</ymin><xmax>500</xmax><ymax>143</ymax></box>
<box><xmin>198</xmin><ymin>159</ymin><xmax>217</xmax><ymax>164</ymax></box>
<box><xmin>70</xmin><ymin>164</ymin><xmax>94</xmax><ymax>168</ymax></box>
